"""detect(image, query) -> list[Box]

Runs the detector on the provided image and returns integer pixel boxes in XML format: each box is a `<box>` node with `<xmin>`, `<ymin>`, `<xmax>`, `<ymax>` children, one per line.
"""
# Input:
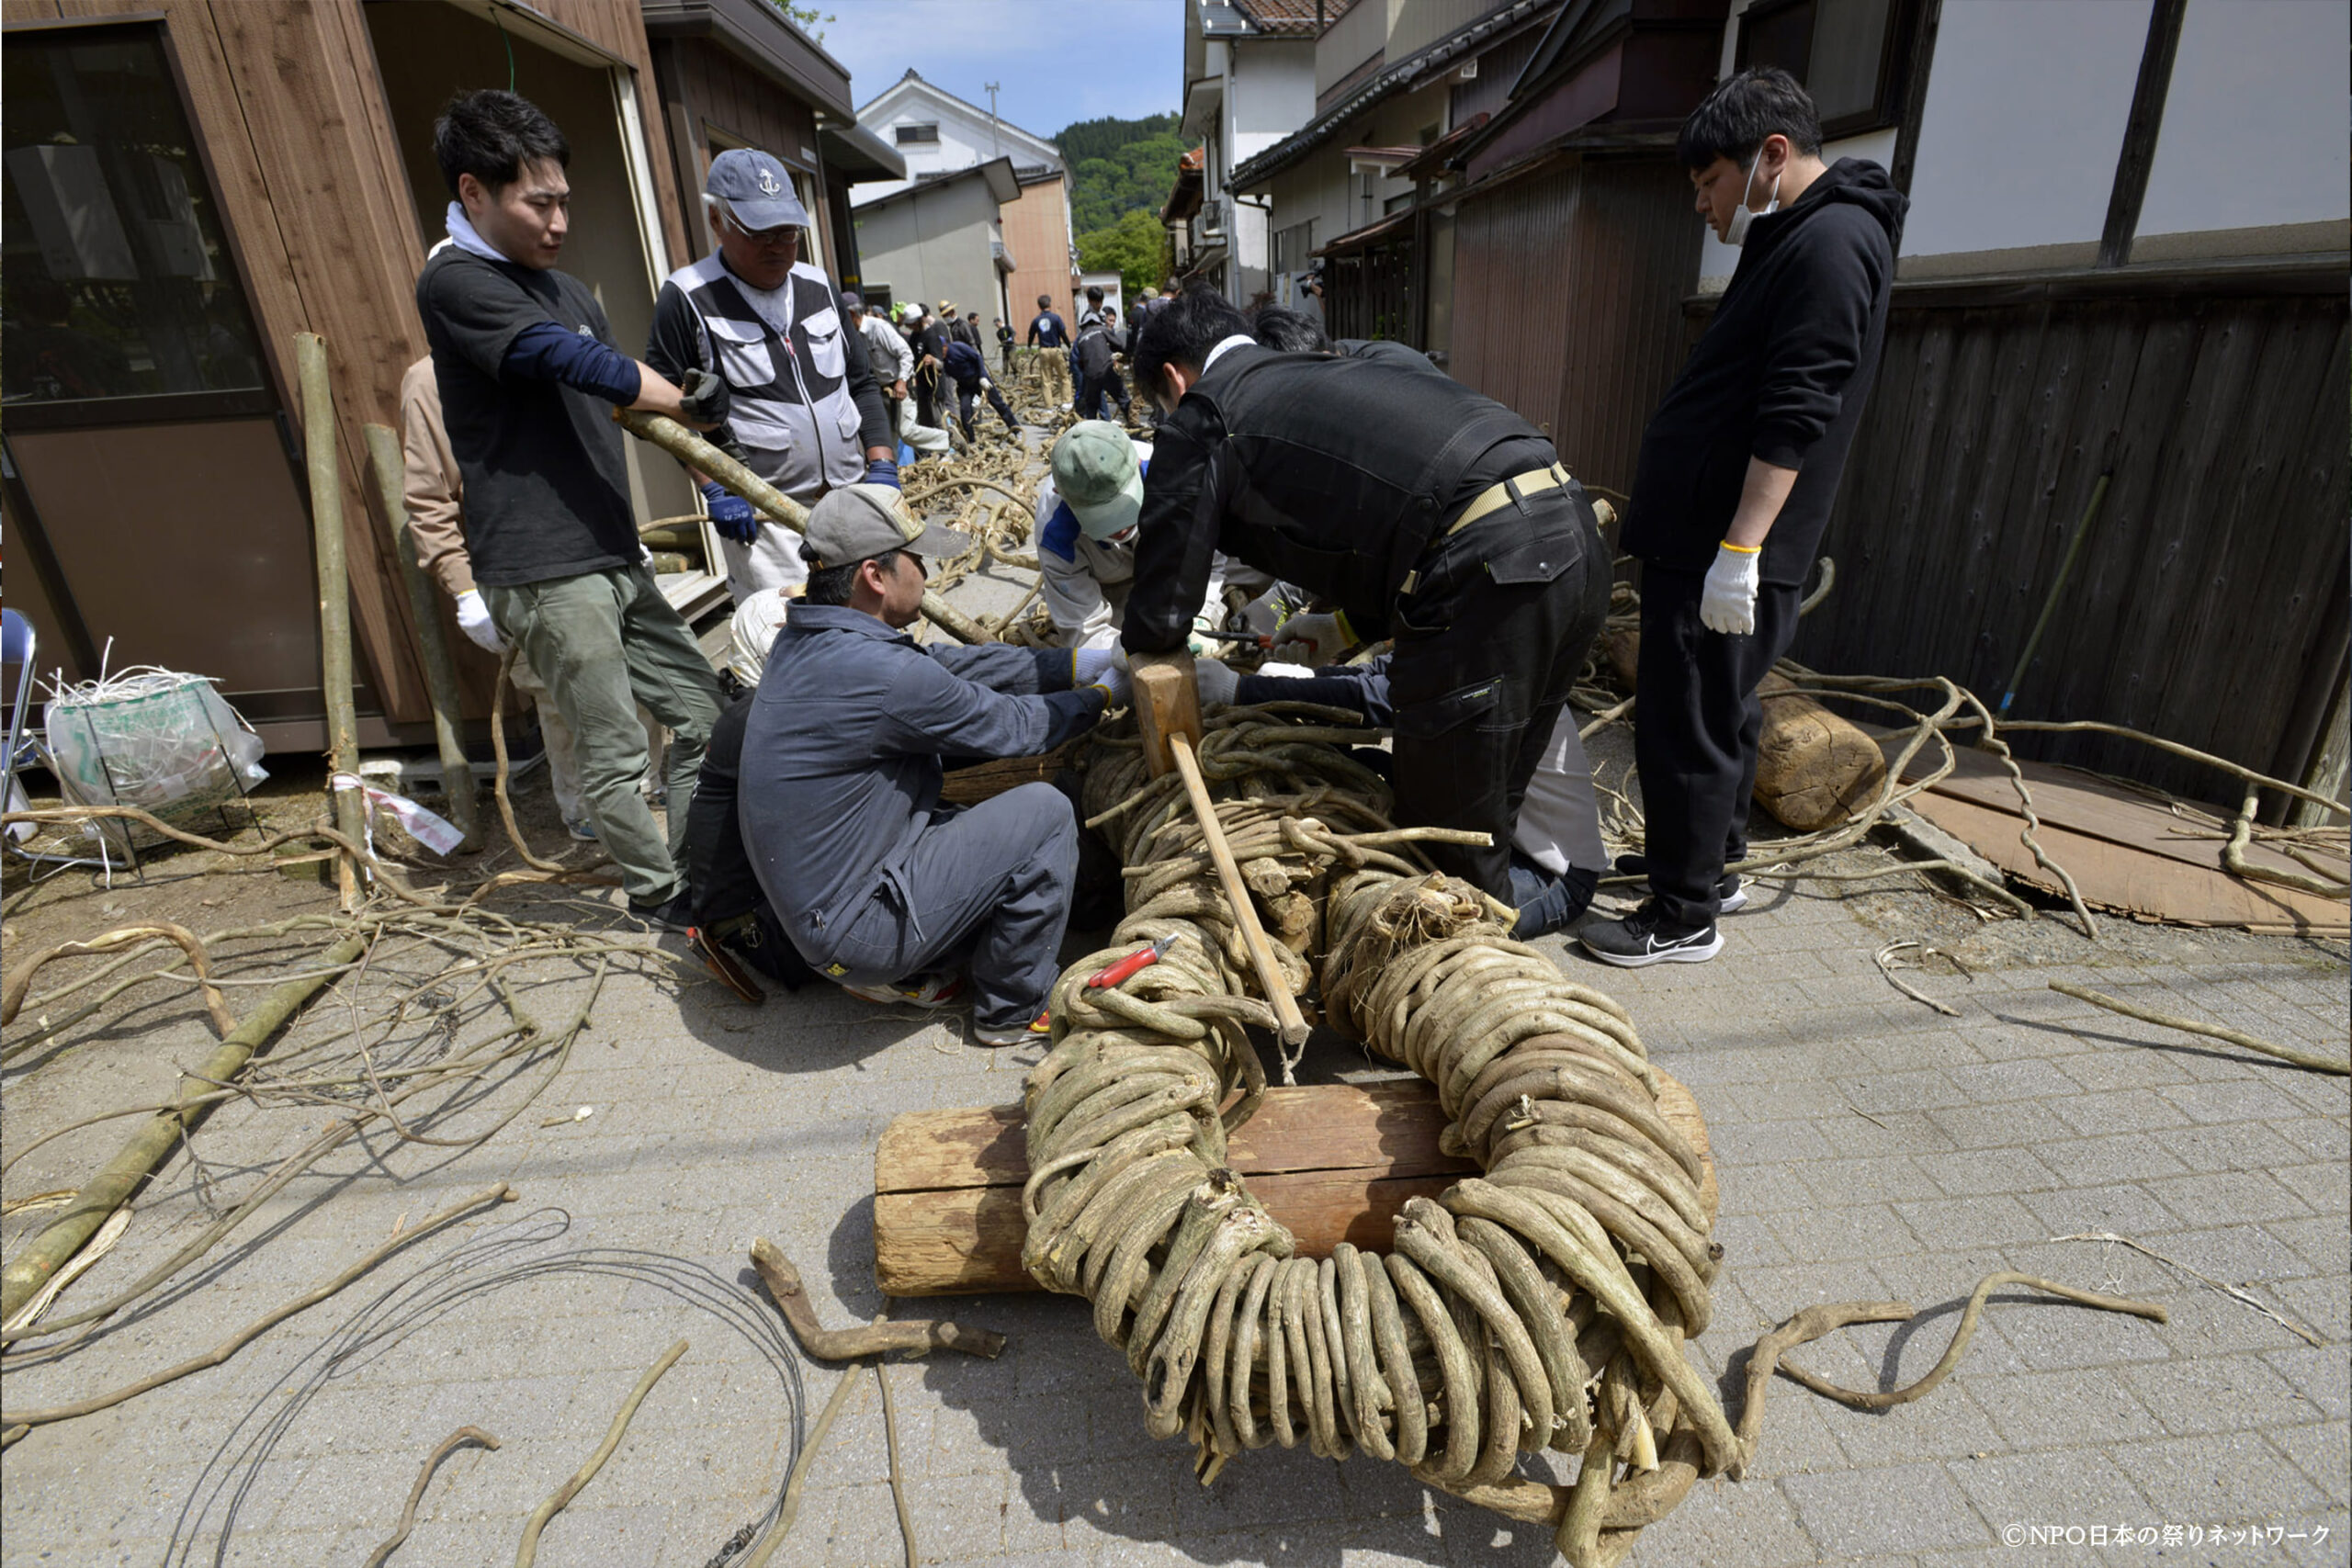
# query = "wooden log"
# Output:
<box><xmin>613</xmin><ymin>408</ymin><xmax>985</xmax><ymax>644</ymax></box>
<box><xmin>1754</xmin><ymin>671</ymin><xmax>1889</xmax><ymax>831</ymax></box>
<box><xmin>871</xmin><ymin>1074</ymin><xmax>1713</xmax><ymax>1296</ymax></box>
<box><xmin>362</xmin><ymin>422</ymin><xmax>480</xmax><ymax>852</ymax></box>
<box><xmin>296</xmin><ymin>333</ymin><xmax>367</xmax><ymax>908</ymax></box>
<box><xmin>1605</xmin><ymin>630</ymin><xmax>1885</xmax><ymax>833</ymax></box>
<box><xmin>938</xmin><ymin>742</ymin><xmax>1079</xmax><ymax>806</ymax></box>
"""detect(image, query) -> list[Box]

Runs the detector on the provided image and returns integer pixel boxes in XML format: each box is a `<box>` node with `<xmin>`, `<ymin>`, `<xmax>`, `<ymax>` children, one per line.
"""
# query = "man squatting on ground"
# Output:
<box><xmin>646</xmin><ymin>148</ymin><xmax>898</xmax><ymax>605</ymax></box>
<box><xmin>414</xmin><ymin>89</ymin><xmax>726</xmax><ymax>927</ymax></box>
<box><xmin>738</xmin><ymin>487</ymin><xmax>1133</xmax><ymax>1045</ymax></box>
<box><xmin>1121</xmin><ymin>286</ymin><xmax>1611</xmax><ymax>905</ymax></box>
<box><xmin>1583</xmin><ymin>67</ymin><xmax>1905</xmax><ymax>967</ymax></box>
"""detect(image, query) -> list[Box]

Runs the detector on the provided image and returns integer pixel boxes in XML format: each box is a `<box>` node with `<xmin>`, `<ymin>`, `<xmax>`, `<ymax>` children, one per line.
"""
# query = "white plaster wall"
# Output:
<box><xmin>1899</xmin><ymin>0</ymin><xmax>2150</xmax><ymax>265</ymax></box>
<box><xmin>853</xmin><ymin>92</ymin><xmax>1058</xmax><ymax>205</ymax></box>
<box><xmin>1231</xmin><ymin>39</ymin><xmax>1317</xmax><ymax>142</ymax></box>
<box><xmin>1696</xmin><ymin>125</ymin><xmax>1898</xmax><ymax>290</ymax></box>
<box><xmin>2135</xmin><ymin>0</ymin><xmax>2350</xmax><ymax>243</ymax></box>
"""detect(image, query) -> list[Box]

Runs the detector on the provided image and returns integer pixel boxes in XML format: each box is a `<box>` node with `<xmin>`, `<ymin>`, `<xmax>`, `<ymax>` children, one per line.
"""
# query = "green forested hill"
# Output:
<box><xmin>1053</xmin><ymin>112</ymin><xmax>1184</xmax><ymax>298</ymax></box>
<box><xmin>1054</xmin><ymin>113</ymin><xmax>1185</xmax><ymax>234</ymax></box>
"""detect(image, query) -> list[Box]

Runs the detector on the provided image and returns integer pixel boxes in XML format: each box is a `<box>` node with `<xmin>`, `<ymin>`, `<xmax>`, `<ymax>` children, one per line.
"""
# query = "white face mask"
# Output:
<box><xmin>1723</xmin><ymin>149</ymin><xmax>1781</xmax><ymax>248</ymax></box>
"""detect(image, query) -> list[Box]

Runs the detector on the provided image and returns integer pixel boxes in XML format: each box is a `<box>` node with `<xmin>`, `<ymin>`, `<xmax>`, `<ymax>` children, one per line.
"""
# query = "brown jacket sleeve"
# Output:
<box><xmin>399</xmin><ymin>356</ymin><xmax>474</xmax><ymax>598</ymax></box>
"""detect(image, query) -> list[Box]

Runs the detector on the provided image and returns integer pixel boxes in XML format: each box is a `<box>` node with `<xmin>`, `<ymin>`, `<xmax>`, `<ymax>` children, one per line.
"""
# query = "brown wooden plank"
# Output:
<box><xmin>876</xmin><ymin>1081</ymin><xmax>1469</xmax><ymax>1195</ymax></box>
<box><xmin>873</xmin><ymin>1073</ymin><xmax>1715</xmax><ymax>1297</ymax></box>
<box><xmin>1901</xmin><ymin>747</ymin><xmax>2343</xmax><ymax>886</ymax></box>
<box><xmin>1905</xmin><ymin>789</ymin><xmax>2346</xmax><ymax>931</ymax></box>
<box><xmin>203</xmin><ymin>0</ymin><xmax>433</xmax><ymax>726</ymax></box>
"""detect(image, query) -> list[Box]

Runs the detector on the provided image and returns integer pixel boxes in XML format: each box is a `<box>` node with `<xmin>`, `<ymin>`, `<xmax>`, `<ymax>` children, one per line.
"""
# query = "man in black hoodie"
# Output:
<box><xmin>1582</xmin><ymin>67</ymin><xmax>1905</xmax><ymax>968</ymax></box>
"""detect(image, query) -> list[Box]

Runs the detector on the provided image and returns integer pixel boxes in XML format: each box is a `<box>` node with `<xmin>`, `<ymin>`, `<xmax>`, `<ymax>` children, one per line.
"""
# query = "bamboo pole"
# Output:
<box><xmin>363</xmin><ymin>422</ymin><xmax>481</xmax><ymax>852</ymax></box>
<box><xmin>296</xmin><ymin>333</ymin><xmax>368</xmax><ymax>907</ymax></box>
<box><xmin>613</xmin><ymin>409</ymin><xmax>989</xmax><ymax>644</ymax></box>
<box><xmin>0</xmin><ymin>935</ymin><xmax>370</xmax><ymax>1325</ymax></box>
<box><xmin>2050</xmin><ymin>980</ymin><xmax>2348</xmax><ymax>1076</ymax></box>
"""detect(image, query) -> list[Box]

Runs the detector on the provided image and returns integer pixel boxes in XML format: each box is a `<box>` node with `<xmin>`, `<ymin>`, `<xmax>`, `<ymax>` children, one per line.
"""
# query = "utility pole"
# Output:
<box><xmin>984</xmin><ymin>81</ymin><xmax>1001</xmax><ymax>158</ymax></box>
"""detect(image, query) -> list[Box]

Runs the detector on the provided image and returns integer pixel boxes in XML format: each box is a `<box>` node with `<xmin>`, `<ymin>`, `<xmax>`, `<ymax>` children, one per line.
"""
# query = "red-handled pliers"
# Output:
<box><xmin>1087</xmin><ymin>934</ymin><xmax>1177</xmax><ymax>989</ymax></box>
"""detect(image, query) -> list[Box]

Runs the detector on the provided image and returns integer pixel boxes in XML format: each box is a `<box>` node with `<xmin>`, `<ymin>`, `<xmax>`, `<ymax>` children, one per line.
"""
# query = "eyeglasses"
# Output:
<box><xmin>731</xmin><ymin>220</ymin><xmax>798</xmax><ymax>246</ymax></box>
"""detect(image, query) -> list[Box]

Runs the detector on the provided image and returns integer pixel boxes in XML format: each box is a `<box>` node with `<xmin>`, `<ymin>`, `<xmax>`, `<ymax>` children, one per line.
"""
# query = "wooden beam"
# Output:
<box><xmin>1887</xmin><ymin>0</ymin><xmax>1941</xmax><ymax>198</ymax></box>
<box><xmin>2097</xmin><ymin>0</ymin><xmax>2188</xmax><ymax>269</ymax></box>
<box><xmin>872</xmin><ymin>1077</ymin><xmax>1713</xmax><ymax>1297</ymax></box>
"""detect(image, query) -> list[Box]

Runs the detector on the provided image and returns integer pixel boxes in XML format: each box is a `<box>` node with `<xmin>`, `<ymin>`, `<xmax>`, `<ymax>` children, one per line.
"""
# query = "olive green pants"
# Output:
<box><xmin>484</xmin><ymin>565</ymin><xmax>721</xmax><ymax>905</ymax></box>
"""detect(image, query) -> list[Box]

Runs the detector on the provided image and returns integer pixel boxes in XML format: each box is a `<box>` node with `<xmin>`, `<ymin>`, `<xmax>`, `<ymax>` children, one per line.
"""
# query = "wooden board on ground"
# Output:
<box><xmin>1895</xmin><ymin>746</ymin><xmax>2347</xmax><ymax>931</ymax></box>
<box><xmin>873</xmin><ymin>1072</ymin><xmax>1713</xmax><ymax>1297</ymax></box>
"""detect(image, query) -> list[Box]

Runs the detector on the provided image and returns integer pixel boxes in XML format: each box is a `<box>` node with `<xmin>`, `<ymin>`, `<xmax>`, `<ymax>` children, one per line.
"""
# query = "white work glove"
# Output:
<box><xmin>454</xmin><ymin>589</ymin><xmax>505</xmax><ymax>653</ymax></box>
<box><xmin>1272</xmin><ymin>609</ymin><xmax>1356</xmax><ymax>667</ymax></box>
<box><xmin>1073</xmin><ymin>647</ymin><xmax>1132</xmax><ymax>707</ymax></box>
<box><xmin>1194</xmin><ymin>657</ymin><xmax>1238</xmax><ymax>707</ymax></box>
<box><xmin>1699</xmin><ymin>543</ymin><xmax>1761</xmax><ymax>635</ymax></box>
<box><xmin>1089</xmin><ymin>660</ymin><xmax>1134</xmax><ymax>709</ymax></box>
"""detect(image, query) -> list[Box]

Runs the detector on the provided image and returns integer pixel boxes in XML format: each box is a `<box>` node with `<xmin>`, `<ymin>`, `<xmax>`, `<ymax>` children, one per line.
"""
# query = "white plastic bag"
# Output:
<box><xmin>43</xmin><ymin>670</ymin><xmax>266</xmax><ymax>845</ymax></box>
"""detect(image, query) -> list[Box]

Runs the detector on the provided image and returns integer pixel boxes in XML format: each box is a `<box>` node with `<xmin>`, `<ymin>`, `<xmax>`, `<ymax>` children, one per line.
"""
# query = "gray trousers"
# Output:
<box><xmin>819</xmin><ymin>784</ymin><xmax>1079</xmax><ymax>1031</ymax></box>
<box><xmin>484</xmin><ymin>564</ymin><xmax>722</xmax><ymax>904</ymax></box>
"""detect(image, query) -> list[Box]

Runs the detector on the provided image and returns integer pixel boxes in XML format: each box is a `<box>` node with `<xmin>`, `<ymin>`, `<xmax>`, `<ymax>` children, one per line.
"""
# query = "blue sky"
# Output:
<box><xmin>813</xmin><ymin>1</ymin><xmax>1185</xmax><ymax>137</ymax></box>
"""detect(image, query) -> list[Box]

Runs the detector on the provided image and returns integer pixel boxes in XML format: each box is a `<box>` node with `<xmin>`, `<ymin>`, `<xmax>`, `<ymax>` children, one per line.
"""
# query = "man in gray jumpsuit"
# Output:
<box><xmin>738</xmin><ymin>487</ymin><xmax>1130</xmax><ymax>1043</ymax></box>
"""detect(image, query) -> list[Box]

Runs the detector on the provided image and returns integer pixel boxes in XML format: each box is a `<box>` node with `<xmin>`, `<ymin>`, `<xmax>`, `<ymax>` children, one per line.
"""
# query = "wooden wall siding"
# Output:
<box><xmin>1550</xmin><ymin>156</ymin><xmax>1705</xmax><ymax>499</ymax></box>
<box><xmin>12</xmin><ymin>0</ymin><xmax>432</xmax><ymax>724</ymax></box>
<box><xmin>536</xmin><ymin>0</ymin><xmax>692</xmax><ymax>268</ymax></box>
<box><xmin>6</xmin><ymin>0</ymin><xmax>695</xmax><ymax>732</ymax></box>
<box><xmin>1448</xmin><ymin>154</ymin><xmax>1701</xmax><ymax>498</ymax></box>
<box><xmin>1000</xmin><ymin>178</ymin><xmax>1077</xmax><ymax>336</ymax></box>
<box><xmin>1449</xmin><ymin>161</ymin><xmax>1579</xmax><ymax>438</ymax></box>
<box><xmin>1793</xmin><ymin>291</ymin><xmax>2351</xmax><ymax>806</ymax></box>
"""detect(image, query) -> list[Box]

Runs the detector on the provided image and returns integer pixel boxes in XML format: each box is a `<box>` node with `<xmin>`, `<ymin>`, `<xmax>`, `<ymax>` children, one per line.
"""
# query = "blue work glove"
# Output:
<box><xmin>864</xmin><ymin>457</ymin><xmax>901</xmax><ymax>489</ymax></box>
<box><xmin>700</xmin><ymin>480</ymin><xmax>759</xmax><ymax>546</ymax></box>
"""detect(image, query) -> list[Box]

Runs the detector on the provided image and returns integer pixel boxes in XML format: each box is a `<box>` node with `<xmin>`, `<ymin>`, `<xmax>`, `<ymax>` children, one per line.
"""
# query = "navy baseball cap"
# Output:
<box><xmin>707</xmin><ymin>148</ymin><xmax>808</xmax><ymax>231</ymax></box>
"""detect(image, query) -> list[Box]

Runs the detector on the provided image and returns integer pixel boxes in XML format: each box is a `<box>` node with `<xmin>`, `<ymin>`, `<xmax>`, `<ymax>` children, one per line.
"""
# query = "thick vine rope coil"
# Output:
<box><xmin>1023</xmin><ymin>705</ymin><xmax>1736</xmax><ymax>1566</ymax></box>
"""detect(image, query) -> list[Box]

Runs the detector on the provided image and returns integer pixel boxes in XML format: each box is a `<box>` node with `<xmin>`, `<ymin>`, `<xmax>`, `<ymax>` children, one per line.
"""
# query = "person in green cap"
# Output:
<box><xmin>1037</xmin><ymin>421</ymin><xmax>1272</xmax><ymax>656</ymax></box>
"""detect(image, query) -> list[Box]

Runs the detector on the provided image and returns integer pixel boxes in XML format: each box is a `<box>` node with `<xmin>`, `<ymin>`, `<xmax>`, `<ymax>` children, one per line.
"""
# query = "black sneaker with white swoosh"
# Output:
<box><xmin>1579</xmin><ymin>903</ymin><xmax>1724</xmax><ymax>967</ymax></box>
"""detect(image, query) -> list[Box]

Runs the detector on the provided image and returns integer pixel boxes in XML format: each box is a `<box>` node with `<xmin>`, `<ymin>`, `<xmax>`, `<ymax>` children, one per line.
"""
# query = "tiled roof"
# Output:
<box><xmin>1231</xmin><ymin>0</ymin><xmax>1354</xmax><ymax>37</ymax></box>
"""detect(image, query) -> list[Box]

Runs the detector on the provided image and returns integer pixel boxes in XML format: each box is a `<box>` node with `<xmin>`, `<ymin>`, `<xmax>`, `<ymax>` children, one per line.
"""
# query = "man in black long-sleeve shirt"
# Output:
<box><xmin>1583</xmin><ymin>68</ymin><xmax>1905</xmax><ymax>968</ymax></box>
<box><xmin>1122</xmin><ymin>287</ymin><xmax>1610</xmax><ymax>901</ymax></box>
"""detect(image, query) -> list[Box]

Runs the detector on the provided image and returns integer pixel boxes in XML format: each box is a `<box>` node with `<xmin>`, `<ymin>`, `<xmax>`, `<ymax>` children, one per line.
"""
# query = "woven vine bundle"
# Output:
<box><xmin>1022</xmin><ymin>706</ymin><xmax>1736</xmax><ymax>1566</ymax></box>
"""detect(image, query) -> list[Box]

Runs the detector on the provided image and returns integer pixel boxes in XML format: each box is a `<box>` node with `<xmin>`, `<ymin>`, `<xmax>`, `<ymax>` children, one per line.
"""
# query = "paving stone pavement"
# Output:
<box><xmin>2</xmin><ymin>603</ymin><xmax>2344</xmax><ymax>1566</ymax></box>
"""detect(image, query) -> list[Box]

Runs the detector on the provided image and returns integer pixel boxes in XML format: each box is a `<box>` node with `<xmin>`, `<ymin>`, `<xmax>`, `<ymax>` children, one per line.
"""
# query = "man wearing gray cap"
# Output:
<box><xmin>739</xmin><ymin>486</ymin><xmax>1131</xmax><ymax>1044</ymax></box>
<box><xmin>648</xmin><ymin>147</ymin><xmax>896</xmax><ymax>604</ymax></box>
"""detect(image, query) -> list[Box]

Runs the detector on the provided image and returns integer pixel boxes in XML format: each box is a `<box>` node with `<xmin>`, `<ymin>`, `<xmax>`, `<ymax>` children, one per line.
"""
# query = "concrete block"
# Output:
<box><xmin>1965</xmin><ymin>1366</ymin><xmax>2167</xmax><ymax>1450</ymax></box>
<box><xmin>2147</xmin><ymin>1170</ymin><xmax>2311</xmax><ymax>1229</ymax></box>
<box><xmin>2109</xmin><ymin>1431</ymin><xmax>2327</xmax><ymax>1524</ymax></box>
<box><xmin>2123</xmin><ymin>1354</ymin><xmax>2322</xmax><ymax>1438</ymax></box>
<box><xmin>1783</xmin><ymin>1461</ymin><xmax>1996</xmax><ymax>1557</ymax></box>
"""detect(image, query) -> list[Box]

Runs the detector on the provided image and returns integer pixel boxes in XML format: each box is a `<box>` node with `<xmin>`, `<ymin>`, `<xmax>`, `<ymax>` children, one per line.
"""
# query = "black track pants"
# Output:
<box><xmin>1387</xmin><ymin>502</ymin><xmax>1611</xmax><ymax>900</ymax></box>
<box><xmin>1632</xmin><ymin>566</ymin><xmax>1804</xmax><ymax>927</ymax></box>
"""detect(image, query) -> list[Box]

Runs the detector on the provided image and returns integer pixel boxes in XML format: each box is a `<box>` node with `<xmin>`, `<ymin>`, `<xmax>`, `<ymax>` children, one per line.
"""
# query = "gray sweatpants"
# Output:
<box><xmin>483</xmin><ymin>564</ymin><xmax>722</xmax><ymax>905</ymax></box>
<box><xmin>819</xmin><ymin>784</ymin><xmax>1079</xmax><ymax>1032</ymax></box>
